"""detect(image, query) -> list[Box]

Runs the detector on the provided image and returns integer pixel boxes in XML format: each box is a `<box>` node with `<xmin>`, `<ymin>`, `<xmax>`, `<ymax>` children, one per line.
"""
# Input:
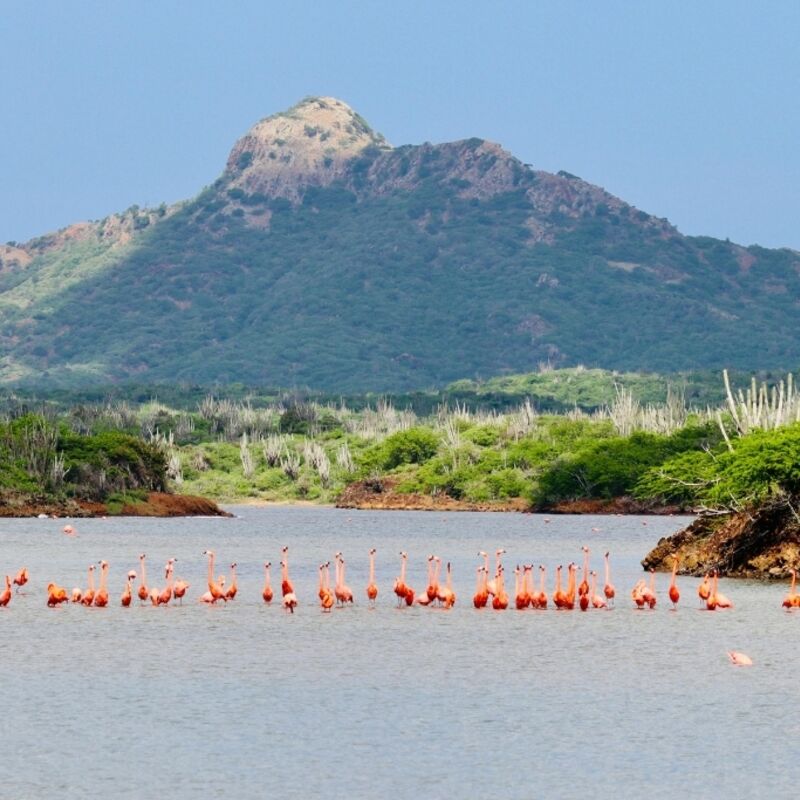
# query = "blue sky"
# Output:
<box><xmin>1</xmin><ymin>0</ymin><xmax>798</xmax><ymax>248</ymax></box>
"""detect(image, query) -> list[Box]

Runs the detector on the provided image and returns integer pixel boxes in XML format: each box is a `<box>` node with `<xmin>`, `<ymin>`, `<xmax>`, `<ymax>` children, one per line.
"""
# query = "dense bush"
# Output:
<box><xmin>0</xmin><ymin>414</ymin><xmax>166</xmax><ymax>501</ymax></box>
<box><xmin>532</xmin><ymin>423</ymin><xmax>721</xmax><ymax>505</ymax></box>
<box><xmin>636</xmin><ymin>423</ymin><xmax>800</xmax><ymax>510</ymax></box>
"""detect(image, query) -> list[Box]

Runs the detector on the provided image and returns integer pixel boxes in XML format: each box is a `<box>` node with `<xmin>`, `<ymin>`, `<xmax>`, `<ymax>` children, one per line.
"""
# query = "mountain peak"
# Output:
<box><xmin>225</xmin><ymin>97</ymin><xmax>390</xmax><ymax>199</ymax></box>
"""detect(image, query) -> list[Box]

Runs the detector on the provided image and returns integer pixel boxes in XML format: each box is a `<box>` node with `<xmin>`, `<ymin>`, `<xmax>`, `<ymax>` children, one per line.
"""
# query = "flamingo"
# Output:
<box><xmin>590</xmin><ymin>570</ymin><xmax>607</xmax><ymax>608</ymax></box>
<box><xmin>173</xmin><ymin>570</ymin><xmax>190</xmax><ymax>604</ymax></box>
<box><xmin>578</xmin><ymin>546</ymin><xmax>590</xmax><ymax>598</ymax></box>
<box><xmin>705</xmin><ymin>573</ymin><xmax>718</xmax><ymax>611</ymax></box>
<box><xmin>80</xmin><ymin>564</ymin><xmax>96</xmax><ymax>606</ymax></box>
<box><xmin>202</xmin><ymin>550</ymin><xmax>226</xmax><ymax>603</ymax></box>
<box><xmin>70</xmin><ymin>587</ymin><xmax>82</xmax><ymax>603</ymax></box>
<box><xmin>522</xmin><ymin>564</ymin><xmax>534</xmax><ymax>608</ymax></box>
<box><xmin>473</xmin><ymin>566</ymin><xmax>488</xmax><ymax>609</ymax></box>
<box><xmin>564</xmin><ymin>563</ymin><xmax>577</xmax><ymax>610</ymax></box>
<box><xmin>439</xmin><ymin>561</ymin><xmax>456</xmax><ymax>608</ymax></box>
<box><xmin>121</xmin><ymin>570</ymin><xmax>136</xmax><ymax>607</ymax></box>
<box><xmin>394</xmin><ymin>552</ymin><xmax>414</xmax><ymax>606</ymax></box>
<box><xmin>93</xmin><ymin>560</ymin><xmax>109</xmax><ymax>607</ymax></box>
<box><xmin>553</xmin><ymin>565</ymin><xmax>566</xmax><ymax>609</ymax></box>
<box><xmin>537</xmin><ymin>565</ymin><xmax>548</xmax><ymax>610</ymax></box>
<box><xmin>631</xmin><ymin>579</ymin><xmax>647</xmax><ymax>609</ymax></box>
<box><xmin>642</xmin><ymin>569</ymin><xmax>657</xmax><ymax>609</ymax></box>
<box><xmin>486</xmin><ymin>549</ymin><xmax>506</xmax><ymax>597</ymax></box>
<box><xmin>727</xmin><ymin>651</ymin><xmax>753</xmax><ymax>666</ymax></box>
<box><xmin>514</xmin><ymin>565</ymin><xmax>527</xmax><ymax>610</ymax></box>
<box><xmin>698</xmin><ymin>573</ymin><xmax>711</xmax><ymax>606</ymax></box>
<box><xmin>0</xmin><ymin>575</ymin><xmax>11</xmax><ymax>607</ymax></box>
<box><xmin>603</xmin><ymin>552</ymin><xmax>616</xmax><ymax>607</ymax></box>
<box><xmin>366</xmin><ymin>548</ymin><xmax>378</xmax><ymax>602</ymax></box>
<box><xmin>262</xmin><ymin>562</ymin><xmax>274</xmax><ymax>604</ymax></box>
<box><xmin>225</xmin><ymin>562</ymin><xmax>238</xmax><ymax>601</ymax></box>
<box><xmin>281</xmin><ymin>561</ymin><xmax>298</xmax><ymax>612</ymax></box>
<box><xmin>668</xmin><ymin>557</ymin><xmax>680</xmax><ymax>609</ymax></box>
<box><xmin>319</xmin><ymin>563</ymin><xmax>334</xmax><ymax>611</ymax></box>
<box><xmin>137</xmin><ymin>554</ymin><xmax>149</xmax><ymax>604</ymax></box>
<box><xmin>434</xmin><ymin>556</ymin><xmax>447</xmax><ymax>604</ymax></box>
<box><xmin>280</xmin><ymin>546</ymin><xmax>294</xmax><ymax>597</ymax></box>
<box><xmin>425</xmin><ymin>555</ymin><xmax>439</xmax><ymax>603</ymax></box>
<box><xmin>12</xmin><ymin>567</ymin><xmax>28</xmax><ymax>593</ymax></box>
<box><xmin>157</xmin><ymin>560</ymin><xmax>175</xmax><ymax>606</ymax></box>
<box><xmin>334</xmin><ymin>553</ymin><xmax>353</xmax><ymax>604</ymax></box>
<box><xmin>492</xmin><ymin>566</ymin><xmax>508</xmax><ymax>610</ymax></box>
<box><xmin>782</xmin><ymin>569</ymin><xmax>799</xmax><ymax>609</ymax></box>
<box><xmin>47</xmin><ymin>582</ymin><xmax>69</xmax><ymax>606</ymax></box>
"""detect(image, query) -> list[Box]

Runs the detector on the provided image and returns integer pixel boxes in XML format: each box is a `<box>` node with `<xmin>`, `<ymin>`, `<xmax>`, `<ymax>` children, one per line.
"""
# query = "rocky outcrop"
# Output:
<box><xmin>225</xmin><ymin>96</ymin><xmax>390</xmax><ymax>201</ymax></box>
<box><xmin>641</xmin><ymin>498</ymin><xmax>800</xmax><ymax>578</ymax></box>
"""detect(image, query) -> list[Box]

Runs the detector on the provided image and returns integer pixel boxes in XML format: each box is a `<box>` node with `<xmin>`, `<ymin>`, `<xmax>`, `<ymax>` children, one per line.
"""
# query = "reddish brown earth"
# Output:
<box><xmin>0</xmin><ymin>491</ymin><xmax>229</xmax><ymax>518</ymax></box>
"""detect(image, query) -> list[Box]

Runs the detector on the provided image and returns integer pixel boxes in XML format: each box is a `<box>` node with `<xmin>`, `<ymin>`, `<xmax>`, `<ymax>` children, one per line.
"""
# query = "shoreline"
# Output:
<box><xmin>0</xmin><ymin>492</ymin><xmax>231</xmax><ymax>519</ymax></box>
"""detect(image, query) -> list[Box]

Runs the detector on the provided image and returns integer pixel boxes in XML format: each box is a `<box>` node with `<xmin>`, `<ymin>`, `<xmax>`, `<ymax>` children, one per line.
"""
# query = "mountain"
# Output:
<box><xmin>1</xmin><ymin>96</ymin><xmax>799</xmax><ymax>391</ymax></box>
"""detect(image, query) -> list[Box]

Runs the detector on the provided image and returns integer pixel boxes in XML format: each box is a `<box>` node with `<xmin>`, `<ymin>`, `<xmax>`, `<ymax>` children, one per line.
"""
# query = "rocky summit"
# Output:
<box><xmin>1</xmin><ymin>96</ymin><xmax>798</xmax><ymax>391</ymax></box>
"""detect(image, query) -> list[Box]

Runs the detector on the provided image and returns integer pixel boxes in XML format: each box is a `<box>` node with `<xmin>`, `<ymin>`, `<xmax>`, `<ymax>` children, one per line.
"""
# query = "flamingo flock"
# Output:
<box><xmin>3</xmin><ymin>544</ymin><xmax>798</xmax><ymax>615</ymax></box>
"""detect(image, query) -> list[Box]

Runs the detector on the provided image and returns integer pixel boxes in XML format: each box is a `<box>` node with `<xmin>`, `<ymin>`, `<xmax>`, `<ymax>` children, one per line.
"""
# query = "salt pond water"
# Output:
<box><xmin>0</xmin><ymin>507</ymin><xmax>796</xmax><ymax>799</ymax></box>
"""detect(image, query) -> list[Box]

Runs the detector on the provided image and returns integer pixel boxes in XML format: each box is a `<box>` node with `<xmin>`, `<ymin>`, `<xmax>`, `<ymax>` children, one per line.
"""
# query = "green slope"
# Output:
<box><xmin>2</xmin><ymin>98</ymin><xmax>799</xmax><ymax>391</ymax></box>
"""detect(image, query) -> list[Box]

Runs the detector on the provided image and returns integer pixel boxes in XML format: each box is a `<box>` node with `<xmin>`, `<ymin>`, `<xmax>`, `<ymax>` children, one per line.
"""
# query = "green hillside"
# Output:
<box><xmin>1</xmin><ymin>96</ymin><xmax>798</xmax><ymax>391</ymax></box>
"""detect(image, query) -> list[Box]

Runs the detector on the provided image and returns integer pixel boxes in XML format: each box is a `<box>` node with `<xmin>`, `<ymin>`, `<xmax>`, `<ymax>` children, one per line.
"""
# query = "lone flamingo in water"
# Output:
<box><xmin>366</xmin><ymin>548</ymin><xmax>378</xmax><ymax>602</ymax></box>
<box><xmin>728</xmin><ymin>651</ymin><xmax>753</xmax><ymax>666</ymax></box>
<box><xmin>262</xmin><ymin>562</ymin><xmax>274</xmax><ymax>604</ymax></box>
<box><xmin>12</xmin><ymin>567</ymin><xmax>28</xmax><ymax>593</ymax></box>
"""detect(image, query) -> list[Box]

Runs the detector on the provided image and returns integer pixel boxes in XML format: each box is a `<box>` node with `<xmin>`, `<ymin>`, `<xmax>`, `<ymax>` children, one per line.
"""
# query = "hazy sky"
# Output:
<box><xmin>1</xmin><ymin>0</ymin><xmax>798</xmax><ymax>248</ymax></box>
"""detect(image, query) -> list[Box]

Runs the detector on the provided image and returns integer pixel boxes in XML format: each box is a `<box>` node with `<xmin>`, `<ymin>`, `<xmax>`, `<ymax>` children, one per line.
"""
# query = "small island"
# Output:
<box><xmin>0</xmin><ymin>413</ymin><xmax>228</xmax><ymax>518</ymax></box>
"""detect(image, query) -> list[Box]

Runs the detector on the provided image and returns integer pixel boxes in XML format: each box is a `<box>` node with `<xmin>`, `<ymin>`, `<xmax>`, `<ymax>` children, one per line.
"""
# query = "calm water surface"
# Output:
<box><xmin>0</xmin><ymin>507</ymin><xmax>797</xmax><ymax>799</ymax></box>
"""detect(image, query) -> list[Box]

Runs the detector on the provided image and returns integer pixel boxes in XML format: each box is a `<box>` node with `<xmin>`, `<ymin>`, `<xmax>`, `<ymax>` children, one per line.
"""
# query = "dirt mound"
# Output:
<box><xmin>0</xmin><ymin>490</ymin><xmax>229</xmax><ymax>518</ymax></box>
<box><xmin>119</xmin><ymin>493</ymin><xmax>231</xmax><ymax>517</ymax></box>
